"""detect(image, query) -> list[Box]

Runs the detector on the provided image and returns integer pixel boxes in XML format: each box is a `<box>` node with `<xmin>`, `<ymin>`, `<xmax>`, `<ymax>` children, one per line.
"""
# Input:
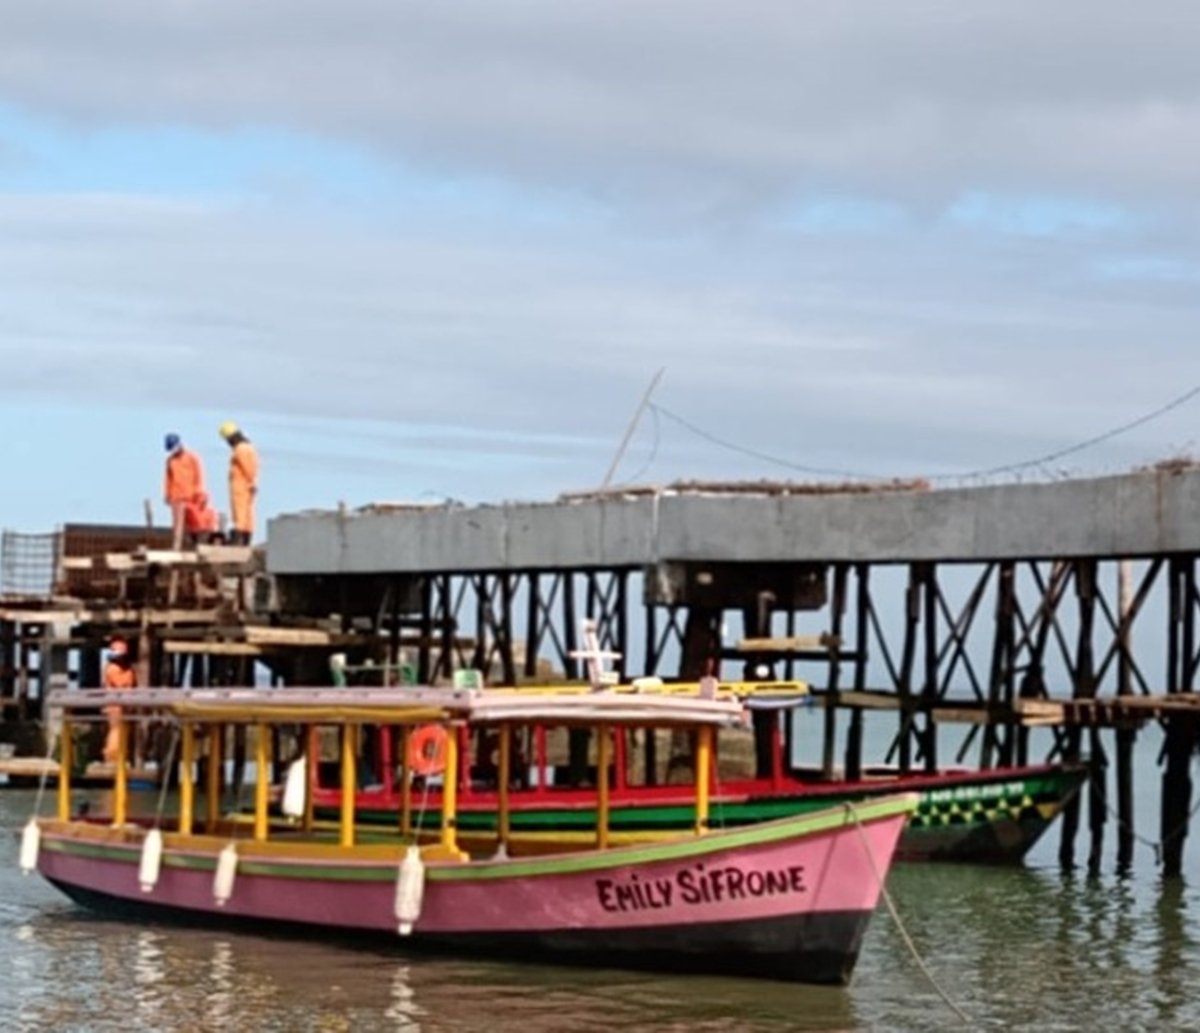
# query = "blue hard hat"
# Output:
<box><xmin>164</xmin><ymin>433</ymin><xmax>181</xmax><ymax>452</ymax></box>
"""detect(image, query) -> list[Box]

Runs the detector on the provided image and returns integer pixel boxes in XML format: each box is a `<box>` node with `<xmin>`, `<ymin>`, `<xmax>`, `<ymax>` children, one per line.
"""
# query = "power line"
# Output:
<box><xmin>649</xmin><ymin>380</ymin><xmax>1200</xmax><ymax>484</ymax></box>
<box><xmin>650</xmin><ymin>403</ymin><xmax>879</xmax><ymax>480</ymax></box>
<box><xmin>954</xmin><ymin>381</ymin><xmax>1200</xmax><ymax>479</ymax></box>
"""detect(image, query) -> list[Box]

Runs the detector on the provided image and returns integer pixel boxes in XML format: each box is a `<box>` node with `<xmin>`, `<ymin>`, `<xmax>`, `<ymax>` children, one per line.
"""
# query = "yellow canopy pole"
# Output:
<box><xmin>57</xmin><ymin>716</ymin><xmax>72</xmax><ymax>821</ymax></box>
<box><xmin>303</xmin><ymin>725</ymin><xmax>316</xmax><ymax>833</ymax></box>
<box><xmin>399</xmin><ymin>725</ymin><xmax>412</xmax><ymax>839</ymax></box>
<box><xmin>440</xmin><ymin>723</ymin><xmax>459</xmax><ymax>854</ymax></box>
<box><xmin>254</xmin><ymin>723</ymin><xmax>270</xmax><ymax>842</ymax></box>
<box><xmin>113</xmin><ymin>720</ymin><xmax>128</xmax><ymax>827</ymax></box>
<box><xmin>694</xmin><ymin>725</ymin><xmax>713</xmax><ymax>835</ymax></box>
<box><xmin>596</xmin><ymin>724</ymin><xmax>611</xmax><ymax>849</ymax></box>
<box><xmin>497</xmin><ymin>724</ymin><xmax>511</xmax><ymax>850</ymax></box>
<box><xmin>179</xmin><ymin>723</ymin><xmax>196</xmax><ymax>836</ymax></box>
<box><xmin>205</xmin><ymin>723</ymin><xmax>223</xmax><ymax>833</ymax></box>
<box><xmin>340</xmin><ymin>724</ymin><xmax>356</xmax><ymax>848</ymax></box>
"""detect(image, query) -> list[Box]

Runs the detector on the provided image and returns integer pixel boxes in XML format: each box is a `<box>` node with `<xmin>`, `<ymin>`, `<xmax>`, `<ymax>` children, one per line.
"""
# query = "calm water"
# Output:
<box><xmin>4</xmin><ymin>762</ymin><xmax>1200</xmax><ymax>1032</ymax></box>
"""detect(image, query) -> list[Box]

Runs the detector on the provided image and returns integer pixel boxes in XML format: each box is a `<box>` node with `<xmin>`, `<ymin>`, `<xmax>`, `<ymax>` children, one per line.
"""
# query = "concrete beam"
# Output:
<box><xmin>266</xmin><ymin>468</ymin><xmax>1200</xmax><ymax>575</ymax></box>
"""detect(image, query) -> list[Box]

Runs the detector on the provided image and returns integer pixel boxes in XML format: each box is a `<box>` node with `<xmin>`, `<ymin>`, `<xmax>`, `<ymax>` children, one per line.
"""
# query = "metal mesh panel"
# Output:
<box><xmin>0</xmin><ymin>531</ymin><xmax>60</xmax><ymax>598</ymax></box>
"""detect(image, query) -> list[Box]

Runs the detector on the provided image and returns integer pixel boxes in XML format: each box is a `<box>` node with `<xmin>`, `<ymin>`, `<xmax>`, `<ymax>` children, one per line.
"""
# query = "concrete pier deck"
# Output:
<box><xmin>267</xmin><ymin>467</ymin><xmax>1200</xmax><ymax>574</ymax></box>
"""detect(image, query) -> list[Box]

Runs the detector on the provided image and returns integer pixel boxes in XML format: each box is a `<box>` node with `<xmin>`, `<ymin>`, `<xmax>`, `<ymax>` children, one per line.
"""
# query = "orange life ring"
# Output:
<box><xmin>408</xmin><ymin>725</ymin><xmax>448</xmax><ymax>777</ymax></box>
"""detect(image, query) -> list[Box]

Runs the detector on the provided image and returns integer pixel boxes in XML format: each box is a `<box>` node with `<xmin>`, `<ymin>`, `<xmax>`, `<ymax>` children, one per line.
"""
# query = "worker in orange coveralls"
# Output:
<box><xmin>163</xmin><ymin>433</ymin><xmax>205</xmax><ymax>544</ymax></box>
<box><xmin>102</xmin><ymin>637</ymin><xmax>137</xmax><ymax>764</ymax></box>
<box><xmin>182</xmin><ymin>491</ymin><xmax>222</xmax><ymax>546</ymax></box>
<box><xmin>219</xmin><ymin>422</ymin><xmax>259</xmax><ymax>546</ymax></box>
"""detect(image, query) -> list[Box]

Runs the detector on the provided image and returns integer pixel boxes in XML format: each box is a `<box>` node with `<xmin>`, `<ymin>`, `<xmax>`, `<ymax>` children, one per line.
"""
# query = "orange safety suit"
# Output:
<box><xmin>164</xmin><ymin>448</ymin><xmax>205</xmax><ymax>506</ymax></box>
<box><xmin>184</xmin><ymin>493</ymin><xmax>220</xmax><ymax>537</ymax></box>
<box><xmin>229</xmin><ymin>440</ymin><xmax>260</xmax><ymax>537</ymax></box>
<box><xmin>102</xmin><ymin>658</ymin><xmax>137</xmax><ymax>764</ymax></box>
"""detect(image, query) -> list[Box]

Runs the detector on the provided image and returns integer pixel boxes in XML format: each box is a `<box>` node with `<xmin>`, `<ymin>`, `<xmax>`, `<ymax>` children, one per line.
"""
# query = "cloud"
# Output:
<box><xmin>1</xmin><ymin>2</ymin><xmax>1199</xmax><ymax>520</ymax></box>
<box><xmin>3</xmin><ymin>2</ymin><xmax>1200</xmax><ymax>213</ymax></box>
<box><xmin>0</xmin><ymin>184</ymin><xmax>1194</xmax><ymax>483</ymax></box>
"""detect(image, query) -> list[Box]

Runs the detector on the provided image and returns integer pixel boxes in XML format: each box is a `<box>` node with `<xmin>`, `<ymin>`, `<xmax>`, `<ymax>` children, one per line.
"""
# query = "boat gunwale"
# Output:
<box><xmin>37</xmin><ymin>792</ymin><xmax>918</xmax><ymax>881</ymax></box>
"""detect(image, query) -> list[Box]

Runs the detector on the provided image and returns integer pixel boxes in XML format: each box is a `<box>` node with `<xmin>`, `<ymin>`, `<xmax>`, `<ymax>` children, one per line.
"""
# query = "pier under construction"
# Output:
<box><xmin>4</xmin><ymin>464</ymin><xmax>1200</xmax><ymax>874</ymax></box>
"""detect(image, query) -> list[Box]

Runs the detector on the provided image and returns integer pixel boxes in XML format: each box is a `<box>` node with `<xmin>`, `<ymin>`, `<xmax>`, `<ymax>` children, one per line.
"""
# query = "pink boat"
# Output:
<box><xmin>26</xmin><ymin>686</ymin><xmax>917</xmax><ymax>985</ymax></box>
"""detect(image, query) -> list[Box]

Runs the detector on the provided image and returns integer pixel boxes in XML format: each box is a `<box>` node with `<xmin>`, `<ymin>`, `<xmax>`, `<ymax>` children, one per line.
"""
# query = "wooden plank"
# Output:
<box><xmin>242</xmin><ymin>626</ymin><xmax>343</xmax><ymax>646</ymax></box>
<box><xmin>59</xmin><ymin>557</ymin><xmax>94</xmax><ymax>571</ymax></box>
<box><xmin>82</xmin><ymin>762</ymin><xmax>161</xmax><ymax>785</ymax></box>
<box><xmin>737</xmin><ymin>634</ymin><xmax>842</xmax><ymax>653</ymax></box>
<box><xmin>104</xmin><ymin>548</ymin><xmax>253</xmax><ymax>572</ymax></box>
<box><xmin>808</xmin><ymin>689</ymin><xmax>901</xmax><ymax>710</ymax></box>
<box><xmin>1014</xmin><ymin>699</ymin><xmax>1065</xmax><ymax>720</ymax></box>
<box><xmin>139</xmin><ymin>608</ymin><xmax>223</xmax><ymax>625</ymax></box>
<box><xmin>30</xmin><ymin>607</ymin><xmax>222</xmax><ymax>625</ymax></box>
<box><xmin>143</xmin><ymin>549</ymin><xmax>201</xmax><ymax>565</ymax></box>
<box><xmin>0</xmin><ymin>604</ymin><xmax>220</xmax><ymax>624</ymax></box>
<box><xmin>196</xmin><ymin>545</ymin><xmax>255</xmax><ymax>565</ymax></box>
<box><xmin>162</xmin><ymin>641</ymin><xmax>265</xmax><ymax>656</ymax></box>
<box><xmin>0</xmin><ymin>757</ymin><xmax>60</xmax><ymax>778</ymax></box>
<box><xmin>931</xmin><ymin>706</ymin><xmax>994</xmax><ymax>725</ymax></box>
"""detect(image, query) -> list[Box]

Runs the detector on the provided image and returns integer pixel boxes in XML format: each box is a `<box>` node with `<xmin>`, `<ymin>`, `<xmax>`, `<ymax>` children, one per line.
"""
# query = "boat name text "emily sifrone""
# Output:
<box><xmin>596</xmin><ymin>863</ymin><xmax>808</xmax><ymax>913</ymax></box>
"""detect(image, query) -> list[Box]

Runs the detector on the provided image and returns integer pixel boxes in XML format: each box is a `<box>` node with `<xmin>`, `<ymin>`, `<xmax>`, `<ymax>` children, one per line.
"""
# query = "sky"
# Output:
<box><xmin>1</xmin><ymin>1</ymin><xmax>1200</xmax><ymax>533</ymax></box>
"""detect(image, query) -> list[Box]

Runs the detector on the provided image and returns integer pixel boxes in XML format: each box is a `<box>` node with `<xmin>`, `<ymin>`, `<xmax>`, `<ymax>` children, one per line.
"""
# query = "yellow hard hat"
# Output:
<box><xmin>218</xmin><ymin>421</ymin><xmax>239</xmax><ymax>440</ymax></box>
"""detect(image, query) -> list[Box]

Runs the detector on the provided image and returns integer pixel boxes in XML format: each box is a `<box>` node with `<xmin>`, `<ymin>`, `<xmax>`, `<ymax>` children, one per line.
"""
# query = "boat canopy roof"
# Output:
<box><xmin>46</xmin><ymin>685</ymin><xmax>754</xmax><ymax>729</ymax></box>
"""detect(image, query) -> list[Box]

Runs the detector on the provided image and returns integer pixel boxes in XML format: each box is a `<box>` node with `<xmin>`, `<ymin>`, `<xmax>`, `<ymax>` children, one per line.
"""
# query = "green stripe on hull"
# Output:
<box><xmin>434</xmin><ymin>794</ymin><xmax>913</xmax><ymax>881</ymax></box>
<box><xmin>332</xmin><ymin>769</ymin><xmax>1082</xmax><ymax>839</ymax></box>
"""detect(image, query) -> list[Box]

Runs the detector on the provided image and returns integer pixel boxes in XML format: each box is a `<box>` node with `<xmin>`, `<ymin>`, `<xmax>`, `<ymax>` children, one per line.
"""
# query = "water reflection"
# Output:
<box><xmin>1149</xmin><ymin>880</ymin><xmax>1193</xmax><ymax>1029</ymax></box>
<box><xmin>5</xmin><ymin>907</ymin><xmax>857</xmax><ymax>1032</ymax></box>
<box><xmin>132</xmin><ymin>930</ymin><xmax>165</xmax><ymax>1027</ymax></box>
<box><xmin>385</xmin><ymin>965</ymin><xmax>424</xmax><ymax>1032</ymax></box>
<box><xmin>208</xmin><ymin>938</ymin><xmax>235</xmax><ymax>1030</ymax></box>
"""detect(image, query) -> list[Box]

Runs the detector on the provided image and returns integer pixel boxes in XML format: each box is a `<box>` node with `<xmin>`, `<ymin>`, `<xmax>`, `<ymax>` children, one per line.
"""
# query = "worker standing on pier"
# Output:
<box><xmin>163</xmin><ymin>433</ymin><xmax>205</xmax><ymax>546</ymax></box>
<box><xmin>219</xmin><ymin>421</ymin><xmax>260</xmax><ymax>545</ymax></box>
<box><xmin>101</xmin><ymin>637</ymin><xmax>137</xmax><ymax>764</ymax></box>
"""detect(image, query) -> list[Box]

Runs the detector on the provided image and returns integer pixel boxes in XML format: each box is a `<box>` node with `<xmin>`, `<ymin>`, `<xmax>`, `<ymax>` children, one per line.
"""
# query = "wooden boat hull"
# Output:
<box><xmin>317</xmin><ymin>763</ymin><xmax>1085</xmax><ymax>864</ymax></box>
<box><xmin>36</xmin><ymin>795</ymin><xmax>916</xmax><ymax>985</ymax></box>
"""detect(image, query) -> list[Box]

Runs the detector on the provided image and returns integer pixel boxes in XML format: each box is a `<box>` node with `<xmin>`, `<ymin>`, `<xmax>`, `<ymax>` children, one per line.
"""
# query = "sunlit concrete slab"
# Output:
<box><xmin>266</xmin><ymin>468</ymin><xmax>1200</xmax><ymax>574</ymax></box>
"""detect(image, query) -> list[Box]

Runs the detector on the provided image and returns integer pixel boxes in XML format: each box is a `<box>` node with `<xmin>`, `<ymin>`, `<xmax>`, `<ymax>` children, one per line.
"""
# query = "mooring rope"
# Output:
<box><xmin>847</xmin><ymin>804</ymin><xmax>974</xmax><ymax>1027</ymax></box>
<box><xmin>151</xmin><ymin>727</ymin><xmax>181</xmax><ymax>829</ymax></box>
<box><xmin>1089</xmin><ymin>753</ymin><xmax>1200</xmax><ymax>867</ymax></box>
<box><xmin>28</xmin><ymin>723</ymin><xmax>61</xmax><ymax>820</ymax></box>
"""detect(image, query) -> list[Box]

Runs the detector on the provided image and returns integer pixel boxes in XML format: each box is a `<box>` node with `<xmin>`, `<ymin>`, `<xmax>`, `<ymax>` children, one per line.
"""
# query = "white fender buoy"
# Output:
<box><xmin>213</xmin><ymin>843</ymin><xmax>238</xmax><ymax>906</ymax></box>
<box><xmin>138</xmin><ymin>828</ymin><xmax>164</xmax><ymax>892</ymax></box>
<box><xmin>19</xmin><ymin>819</ymin><xmax>40</xmax><ymax>874</ymax></box>
<box><xmin>394</xmin><ymin>845</ymin><xmax>425</xmax><ymax>936</ymax></box>
<box><xmin>281</xmin><ymin>757</ymin><xmax>307</xmax><ymax>820</ymax></box>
